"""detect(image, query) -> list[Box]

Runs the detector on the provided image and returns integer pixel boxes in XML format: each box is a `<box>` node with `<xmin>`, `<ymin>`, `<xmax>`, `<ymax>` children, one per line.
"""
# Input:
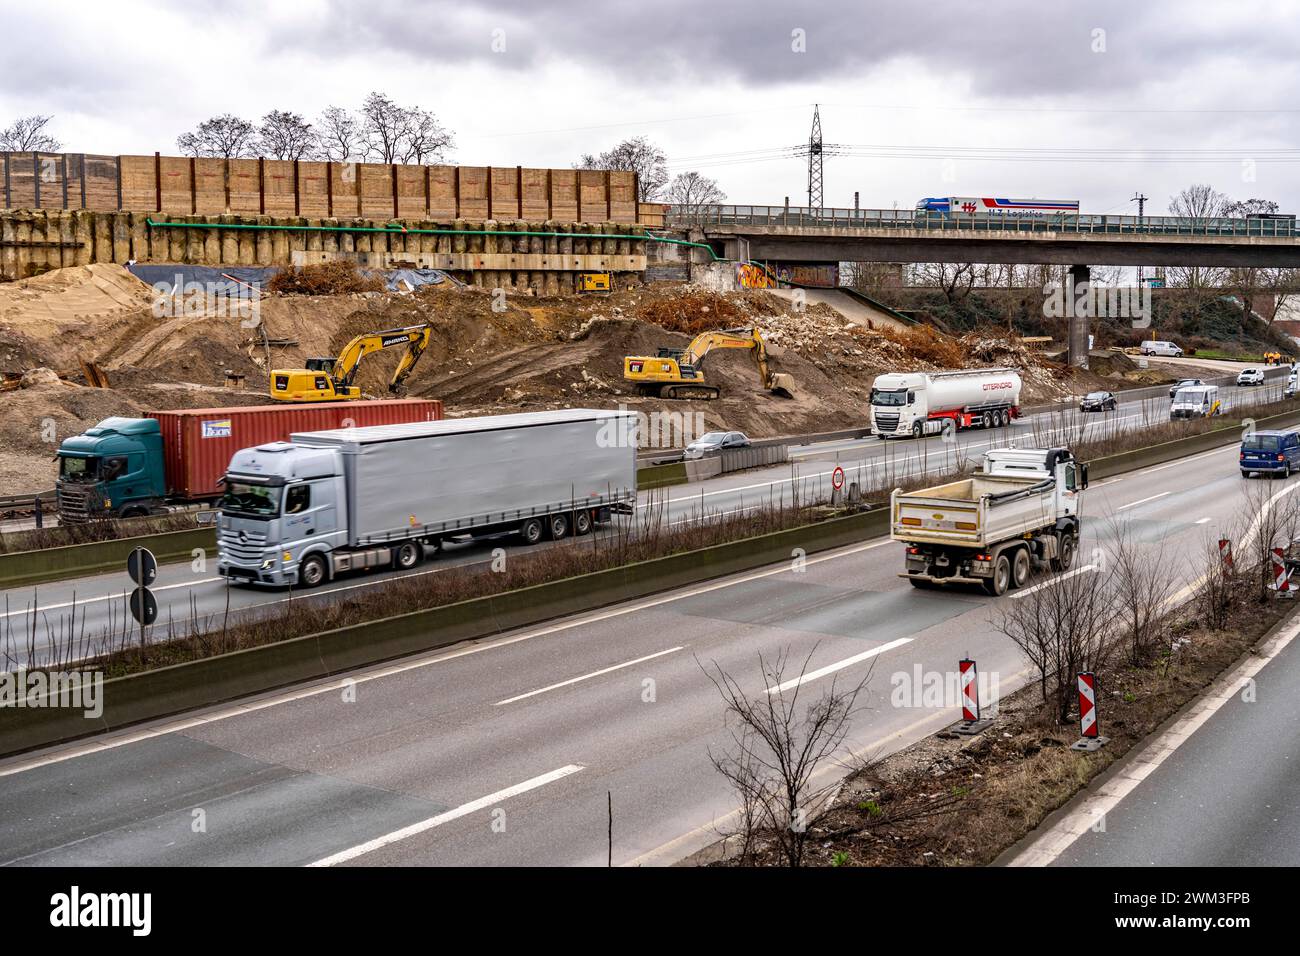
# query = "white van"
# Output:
<box><xmin>1170</xmin><ymin>385</ymin><xmax>1221</xmax><ymax>419</ymax></box>
<box><xmin>1140</xmin><ymin>340</ymin><xmax>1184</xmax><ymax>357</ymax></box>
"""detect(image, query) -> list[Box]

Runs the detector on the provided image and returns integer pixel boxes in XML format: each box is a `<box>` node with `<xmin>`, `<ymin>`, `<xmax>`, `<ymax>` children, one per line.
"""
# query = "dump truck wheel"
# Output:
<box><xmin>1011</xmin><ymin>547</ymin><xmax>1032</xmax><ymax>588</ymax></box>
<box><xmin>983</xmin><ymin>554</ymin><xmax>1012</xmax><ymax>596</ymax></box>
<box><xmin>1050</xmin><ymin>533</ymin><xmax>1076</xmax><ymax>572</ymax></box>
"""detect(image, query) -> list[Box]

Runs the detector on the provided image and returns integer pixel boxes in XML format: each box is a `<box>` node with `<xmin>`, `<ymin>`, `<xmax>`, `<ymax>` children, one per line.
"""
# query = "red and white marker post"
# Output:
<box><xmin>1271</xmin><ymin>548</ymin><xmax>1293</xmax><ymax>596</ymax></box>
<box><xmin>951</xmin><ymin>658</ymin><xmax>992</xmax><ymax>735</ymax></box>
<box><xmin>1218</xmin><ymin>539</ymin><xmax>1233</xmax><ymax>570</ymax></box>
<box><xmin>1071</xmin><ymin>671</ymin><xmax>1109</xmax><ymax>751</ymax></box>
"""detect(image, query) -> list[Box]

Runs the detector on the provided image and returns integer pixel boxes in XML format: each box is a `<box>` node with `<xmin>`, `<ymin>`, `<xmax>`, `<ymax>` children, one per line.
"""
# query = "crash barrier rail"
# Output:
<box><xmin>0</xmin><ymin>490</ymin><xmax>56</xmax><ymax>511</ymax></box>
<box><xmin>9</xmin><ymin>405</ymin><xmax>1300</xmax><ymax>757</ymax></box>
<box><xmin>0</xmin><ymin>527</ymin><xmax>215</xmax><ymax>590</ymax></box>
<box><xmin>0</xmin><ymin>508</ymin><xmax>887</xmax><ymax>757</ymax></box>
<box><xmin>672</xmin><ymin>205</ymin><xmax>1300</xmax><ymax>238</ymax></box>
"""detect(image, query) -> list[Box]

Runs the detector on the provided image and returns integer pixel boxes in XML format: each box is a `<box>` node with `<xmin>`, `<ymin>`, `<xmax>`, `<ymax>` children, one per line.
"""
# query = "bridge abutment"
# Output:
<box><xmin>1068</xmin><ymin>263</ymin><xmax>1090</xmax><ymax>370</ymax></box>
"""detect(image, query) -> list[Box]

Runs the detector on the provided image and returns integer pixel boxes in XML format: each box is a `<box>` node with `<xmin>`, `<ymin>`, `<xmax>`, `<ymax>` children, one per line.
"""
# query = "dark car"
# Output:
<box><xmin>1169</xmin><ymin>378</ymin><xmax>1203</xmax><ymax>398</ymax></box>
<box><xmin>1079</xmin><ymin>391</ymin><xmax>1117</xmax><ymax>413</ymax></box>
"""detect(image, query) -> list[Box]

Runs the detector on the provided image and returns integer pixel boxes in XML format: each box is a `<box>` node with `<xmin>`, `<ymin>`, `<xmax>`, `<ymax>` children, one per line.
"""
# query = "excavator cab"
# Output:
<box><xmin>270</xmin><ymin>324</ymin><xmax>431</xmax><ymax>403</ymax></box>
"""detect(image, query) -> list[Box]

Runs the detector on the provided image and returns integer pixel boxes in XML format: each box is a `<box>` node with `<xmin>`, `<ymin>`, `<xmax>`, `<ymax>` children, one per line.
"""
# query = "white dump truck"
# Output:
<box><xmin>870</xmin><ymin>367</ymin><xmax>1022</xmax><ymax>438</ymax></box>
<box><xmin>216</xmin><ymin>408</ymin><xmax>638</xmax><ymax>587</ymax></box>
<box><xmin>892</xmin><ymin>446</ymin><xmax>1088</xmax><ymax>596</ymax></box>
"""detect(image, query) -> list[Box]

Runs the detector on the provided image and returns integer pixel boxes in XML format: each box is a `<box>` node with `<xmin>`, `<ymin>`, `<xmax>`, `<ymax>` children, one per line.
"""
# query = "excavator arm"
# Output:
<box><xmin>622</xmin><ymin>326</ymin><xmax>795</xmax><ymax>400</ymax></box>
<box><xmin>270</xmin><ymin>324</ymin><xmax>431</xmax><ymax>402</ymax></box>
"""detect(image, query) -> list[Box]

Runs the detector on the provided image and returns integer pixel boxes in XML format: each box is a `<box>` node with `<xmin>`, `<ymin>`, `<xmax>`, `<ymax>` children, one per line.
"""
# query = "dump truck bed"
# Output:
<box><xmin>891</xmin><ymin>474</ymin><xmax>1058</xmax><ymax>548</ymax></box>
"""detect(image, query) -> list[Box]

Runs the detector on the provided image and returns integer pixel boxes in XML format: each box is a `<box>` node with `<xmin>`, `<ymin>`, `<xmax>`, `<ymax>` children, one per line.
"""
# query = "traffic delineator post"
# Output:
<box><xmin>1218</xmin><ymin>538</ymin><xmax>1233</xmax><ymax>570</ymax></box>
<box><xmin>1071</xmin><ymin>671</ymin><xmax>1109</xmax><ymax>751</ymax></box>
<box><xmin>1270</xmin><ymin>548</ymin><xmax>1294</xmax><ymax>597</ymax></box>
<box><xmin>950</xmin><ymin>658</ymin><xmax>992</xmax><ymax>736</ymax></box>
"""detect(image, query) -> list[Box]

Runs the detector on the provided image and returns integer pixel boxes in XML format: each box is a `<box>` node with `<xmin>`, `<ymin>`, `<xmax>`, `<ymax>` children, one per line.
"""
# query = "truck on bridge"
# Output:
<box><xmin>916</xmin><ymin>197</ymin><xmax>1080</xmax><ymax>219</ymax></box>
<box><xmin>893</xmin><ymin>446</ymin><xmax>1087</xmax><ymax>596</ymax></box>
<box><xmin>870</xmin><ymin>368</ymin><xmax>1022</xmax><ymax>438</ymax></box>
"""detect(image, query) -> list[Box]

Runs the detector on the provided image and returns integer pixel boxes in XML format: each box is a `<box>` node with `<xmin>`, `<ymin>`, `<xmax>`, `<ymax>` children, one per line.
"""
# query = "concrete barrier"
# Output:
<box><xmin>0</xmin><ymin>507</ymin><xmax>889</xmax><ymax>757</ymax></box>
<box><xmin>0</xmin><ymin>527</ymin><xmax>216</xmax><ymax>590</ymax></box>
<box><xmin>720</xmin><ymin>444</ymin><xmax>789</xmax><ymax>473</ymax></box>
<box><xmin>637</xmin><ymin>462</ymin><xmax>688</xmax><ymax>489</ymax></box>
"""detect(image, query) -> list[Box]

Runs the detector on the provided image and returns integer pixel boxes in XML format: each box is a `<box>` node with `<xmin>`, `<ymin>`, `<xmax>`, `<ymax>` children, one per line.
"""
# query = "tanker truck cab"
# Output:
<box><xmin>217</xmin><ymin>442</ymin><xmax>346</xmax><ymax>587</ymax></box>
<box><xmin>55</xmin><ymin>417</ymin><xmax>166</xmax><ymax>520</ymax></box>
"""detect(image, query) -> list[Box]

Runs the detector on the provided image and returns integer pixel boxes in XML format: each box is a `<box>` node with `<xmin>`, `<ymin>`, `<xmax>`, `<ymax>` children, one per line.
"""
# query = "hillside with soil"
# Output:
<box><xmin>0</xmin><ymin>264</ymin><xmax>1164</xmax><ymax>495</ymax></box>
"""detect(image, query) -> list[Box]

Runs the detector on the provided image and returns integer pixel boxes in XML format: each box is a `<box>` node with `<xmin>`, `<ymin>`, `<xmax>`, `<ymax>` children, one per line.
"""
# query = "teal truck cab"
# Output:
<box><xmin>56</xmin><ymin>417</ymin><xmax>167</xmax><ymax>520</ymax></box>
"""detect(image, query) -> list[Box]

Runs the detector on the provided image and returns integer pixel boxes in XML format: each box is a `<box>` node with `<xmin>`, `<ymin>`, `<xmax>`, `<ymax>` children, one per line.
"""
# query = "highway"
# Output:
<box><xmin>0</xmin><ymin>379</ymin><xmax>1285</xmax><ymax>670</ymax></box>
<box><xmin>2</xmin><ymin>435</ymin><xmax>1295</xmax><ymax>866</ymax></box>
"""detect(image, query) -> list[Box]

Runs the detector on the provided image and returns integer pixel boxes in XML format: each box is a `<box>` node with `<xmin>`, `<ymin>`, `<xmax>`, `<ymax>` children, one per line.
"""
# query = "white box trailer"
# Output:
<box><xmin>216</xmin><ymin>408</ymin><xmax>637</xmax><ymax>587</ymax></box>
<box><xmin>892</xmin><ymin>447</ymin><xmax>1088</xmax><ymax>595</ymax></box>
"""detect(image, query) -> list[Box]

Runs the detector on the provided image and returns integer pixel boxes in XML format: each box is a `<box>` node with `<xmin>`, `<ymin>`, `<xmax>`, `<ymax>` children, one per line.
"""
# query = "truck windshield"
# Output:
<box><xmin>220</xmin><ymin>481</ymin><xmax>282</xmax><ymax>518</ymax></box>
<box><xmin>1244</xmin><ymin>435</ymin><xmax>1282</xmax><ymax>451</ymax></box>
<box><xmin>1174</xmin><ymin>389</ymin><xmax>1206</xmax><ymax>403</ymax></box>
<box><xmin>58</xmin><ymin>456</ymin><xmax>98</xmax><ymax>481</ymax></box>
<box><xmin>871</xmin><ymin>388</ymin><xmax>908</xmax><ymax>406</ymax></box>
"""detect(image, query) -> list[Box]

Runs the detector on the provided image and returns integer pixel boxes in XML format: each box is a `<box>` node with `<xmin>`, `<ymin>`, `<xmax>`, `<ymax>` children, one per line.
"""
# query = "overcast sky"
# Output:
<box><xmin>6</xmin><ymin>0</ymin><xmax>1300</xmax><ymax>216</ymax></box>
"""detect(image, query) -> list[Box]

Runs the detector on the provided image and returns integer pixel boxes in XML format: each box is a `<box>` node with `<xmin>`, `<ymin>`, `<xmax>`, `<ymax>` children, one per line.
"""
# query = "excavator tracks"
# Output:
<box><xmin>660</xmin><ymin>384</ymin><xmax>720</xmax><ymax>400</ymax></box>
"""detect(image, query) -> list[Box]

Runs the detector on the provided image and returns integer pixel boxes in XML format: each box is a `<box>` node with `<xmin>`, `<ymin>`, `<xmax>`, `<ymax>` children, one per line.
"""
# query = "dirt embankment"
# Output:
<box><xmin>0</xmin><ymin>264</ymin><xmax>1160</xmax><ymax>495</ymax></box>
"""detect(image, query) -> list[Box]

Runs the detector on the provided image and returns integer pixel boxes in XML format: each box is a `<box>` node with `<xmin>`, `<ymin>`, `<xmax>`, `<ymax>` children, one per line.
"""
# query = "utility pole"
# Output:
<box><xmin>806</xmin><ymin>104</ymin><xmax>824</xmax><ymax>211</ymax></box>
<box><xmin>1132</xmin><ymin>192</ymin><xmax>1149</xmax><ymax>283</ymax></box>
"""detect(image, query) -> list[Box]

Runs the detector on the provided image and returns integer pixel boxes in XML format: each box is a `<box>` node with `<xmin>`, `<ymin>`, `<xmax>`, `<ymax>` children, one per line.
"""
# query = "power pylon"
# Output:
<box><xmin>791</xmin><ymin>104</ymin><xmax>843</xmax><ymax>211</ymax></box>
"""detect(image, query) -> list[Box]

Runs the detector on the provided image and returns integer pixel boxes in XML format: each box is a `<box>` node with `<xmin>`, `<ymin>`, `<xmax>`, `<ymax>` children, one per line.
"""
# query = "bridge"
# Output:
<box><xmin>674</xmin><ymin>204</ymin><xmax>1300</xmax><ymax>268</ymax></box>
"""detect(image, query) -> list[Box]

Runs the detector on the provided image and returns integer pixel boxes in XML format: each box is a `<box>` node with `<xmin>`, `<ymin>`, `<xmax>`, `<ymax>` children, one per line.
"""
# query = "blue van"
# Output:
<box><xmin>1241</xmin><ymin>429</ymin><xmax>1300</xmax><ymax>477</ymax></box>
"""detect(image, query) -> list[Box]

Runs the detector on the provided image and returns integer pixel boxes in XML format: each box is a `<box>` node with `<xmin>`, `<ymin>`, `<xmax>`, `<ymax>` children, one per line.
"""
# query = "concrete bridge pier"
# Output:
<box><xmin>1068</xmin><ymin>263</ymin><xmax>1090</xmax><ymax>370</ymax></box>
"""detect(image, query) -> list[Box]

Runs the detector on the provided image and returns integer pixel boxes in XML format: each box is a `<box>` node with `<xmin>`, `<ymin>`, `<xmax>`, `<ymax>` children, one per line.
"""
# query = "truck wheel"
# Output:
<box><xmin>1050</xmin><ymin>533</ymin><xmax>1077</xmax><ymax>572</ymax></box>
<box><xmin>912</xmin><ymin>422</ymin><xmax>923</xmax><ymax>439</ymax></box>
<box><xmin>983</xmin><ymin>554</ymin><xmax>1011</xmax><ymax>596</ymax></box>
<box><xmin>520</xmin><ymin>518</ymin><xmax>544</xmax><ymax>545</ymax></box>
<box><xmin>393</xmin><ymin>541</ymin><xmax>422</xmax><ymax>570</ymax></box>
<box><xmin>299</xmin><ymin>553</ymin><xmax>327</xmax><ymax>588</ymax></box>
<box><xmin>982</xmin><ymin>411</ymin><xmax>994</xmax><ymax>429</ymax></box>
<box><xmin>1011</xmin><ymin>547</ymin><xmax>1032</xmax><ymax>588</ymax></box>
<box><xmin>573</xmin><ymin>510</ymin><xmax>593</xmax><ymax>535</ymax></box>
<box><xmin>548</xmin><ymin>513</ymin><xmax>570</xmax><ymax>540</ymax></box>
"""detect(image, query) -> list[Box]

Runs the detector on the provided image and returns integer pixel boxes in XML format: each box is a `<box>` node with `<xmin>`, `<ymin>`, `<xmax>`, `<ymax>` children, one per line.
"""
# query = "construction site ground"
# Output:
<box><xmin>0</xmin><ymin>264</ymin><xmax>1175</xmax><ymax>496</ymax></box>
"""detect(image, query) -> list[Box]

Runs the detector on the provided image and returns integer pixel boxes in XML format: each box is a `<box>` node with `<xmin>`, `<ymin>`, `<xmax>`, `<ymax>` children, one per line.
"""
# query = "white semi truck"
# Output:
<box><xmin>216</xmin><ymin>408</ymin><xmax>638</xmax><ymax>587</ymax></box>
<box><xmin>892</xmin><ymin>446</ymin><xmax>1088</xmax><ymax>596</ymax></box>
<box><xmin>871</xmin><ymin>368</ymin><xmax>1022</xmax><ymax>438</ymax></box>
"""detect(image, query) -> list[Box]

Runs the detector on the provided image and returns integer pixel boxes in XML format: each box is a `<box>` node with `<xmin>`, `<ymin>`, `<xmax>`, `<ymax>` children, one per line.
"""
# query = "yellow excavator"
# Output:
<box><xmin>623</xmin><ymin>327</ymin><xmax>796</xmax><ymax>400</ymax></box>
<box><xmin>269</xmin><ymin>324</ymin><xmax>431</xmax><ymax>402</ymax></box>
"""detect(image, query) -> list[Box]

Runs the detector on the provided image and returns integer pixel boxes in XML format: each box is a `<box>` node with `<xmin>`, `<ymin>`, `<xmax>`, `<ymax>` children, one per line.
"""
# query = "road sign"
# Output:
<box><xmin>1271</xmin><ymin>548</ymin><xmax>1291</xmax><ymax>592</ymax></box>
<box><xmin>832</xmin><ymin>466</ymin><xmax>845</xmax><ymax>490</ymax></box>
<box><xmin>1078</xmin><ymin>672</ymin><xmax>1098</xmax><ymax>738</ymax></box>
<box><xmin>127</xmin><ymin>547</ymin><xmax>158</xmax><ymax>587</ymax></box>
<box><xmin>129</xmin><ymin>586</ymin><xmax>158</xmax><ymax>627</ymax></box>
<box><xmin>960</xmin><ymin>659</ymin><xmax>980</xmax><ymax>721</ymax></box>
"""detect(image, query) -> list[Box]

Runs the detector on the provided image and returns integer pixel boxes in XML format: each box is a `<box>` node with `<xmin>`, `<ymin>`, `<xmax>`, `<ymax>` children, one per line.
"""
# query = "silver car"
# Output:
<box><xmin>684</xmin><ymin>431</ymin><xmax>751</xmax><ymax>459</ymax></box>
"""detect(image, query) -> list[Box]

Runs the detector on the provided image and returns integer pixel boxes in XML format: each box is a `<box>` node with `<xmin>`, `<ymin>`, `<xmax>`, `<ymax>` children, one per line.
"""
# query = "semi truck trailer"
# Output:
<box><xmin>216</xmin><ymin>408</ymin><xmax>638</xmax><ymax>587</ymax></box>
<box><xmin>871</xmin><ymin>368</ymin><xmax>1022</xmax><ymax>438</ymax></box>
<box><xmin>55</xmin><ymin>400</ymin><xmax>442</xmax><ymax>522</ymax></box>
<box><xmin>892</xmin><ymin>446</ymin><xmax>1088</xmax><ymax>596</ymax></box>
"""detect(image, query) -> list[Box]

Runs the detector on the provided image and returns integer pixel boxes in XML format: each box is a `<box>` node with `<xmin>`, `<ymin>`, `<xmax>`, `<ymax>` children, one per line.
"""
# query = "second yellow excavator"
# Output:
<box><xmin>269</xmin><ymin>324</ymin><xmax>431</xmax><ymax>402</ymax></box>
<box><xmin>623</xmin><ymin>327</ymin><xmax>796</xmax><ymax>400</ymax></box>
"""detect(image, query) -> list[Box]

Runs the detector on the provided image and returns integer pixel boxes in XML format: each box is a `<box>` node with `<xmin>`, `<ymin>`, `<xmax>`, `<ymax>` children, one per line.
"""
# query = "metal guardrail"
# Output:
<box><xmin>668</xmin><ymin>205</ymin><xmax>1300</xmax><ymax>239</ymax></box>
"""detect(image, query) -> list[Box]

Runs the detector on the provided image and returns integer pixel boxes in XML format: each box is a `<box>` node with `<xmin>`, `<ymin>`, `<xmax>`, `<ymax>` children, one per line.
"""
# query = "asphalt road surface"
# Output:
<box><xmin>2</xmin><ymin>435</ymin><xmax>1295</xmax><ymax>866</ymax></box>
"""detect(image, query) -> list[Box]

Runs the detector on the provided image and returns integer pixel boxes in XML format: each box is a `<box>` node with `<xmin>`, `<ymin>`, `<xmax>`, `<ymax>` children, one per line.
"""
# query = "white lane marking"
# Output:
<box><xmin>307</xmin><ymin>764</ymin><xmax>584</xmax><ymax>867</ymax></box>
<box><xmin>494</xmin><ymin>646</ymin><xmax>683</xmax><ymax>706</ymax></box>
<box><xmin>0</xmin><ymin>576</ymin><xmax>222</xmax><ymax>618</ymax></box>
<box><xmin>1011</xmin><ymin>610</ymin><xmax>1300</xmax><ymax>867</ymax></box>
<box><xmin>0</xmin><ymin>537</ymin><xmax>899</xmax><ymax>777</ymax></box>
<box><xmin>766</xmin><ymin>638</ymin><xmax>913</xmax><ymax>695</ymax></box>
<box><xmin>1010</xmin><ymin>565</ymin><xmax>1098</xmax><ymax>599</ymax></box>
<box><xmin>1195</xmin><ymin>517</ymin><xmax>1212</xmax><ymax>525</ymax></box>
<box><xmin>1135</xmin><ymin>444</ymin><xmax>1238</xmax><ymax>476</ymax></box>
<box><xmin>1116</xmin><ymin>491</ymin><xmax>1170</xmax><ymax>511</ymax></box>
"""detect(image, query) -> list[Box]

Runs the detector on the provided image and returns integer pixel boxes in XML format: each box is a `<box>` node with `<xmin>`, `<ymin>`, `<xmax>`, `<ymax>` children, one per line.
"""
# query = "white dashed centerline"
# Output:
<box><xmin>494</xmin><ymin>646</ymin><xmax>684</xmax><ymax>705</ymax></box>
<box><xmin>766</xmin><ymin>638</ymin><xmax>912</xmax><ymax>694</ymax></box>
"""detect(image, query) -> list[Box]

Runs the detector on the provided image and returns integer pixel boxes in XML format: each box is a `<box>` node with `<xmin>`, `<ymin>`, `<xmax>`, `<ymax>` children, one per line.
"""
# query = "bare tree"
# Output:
<box><xmin>703</xmin><ymin>646</ymin><xmax>868</xmax><ymax>867</ymax></box>
<box><xmin>911</xmin><ymin>261</ymin><xmax>977</xmax><ymax>309</ymax></box>
<box><xmin>1107</xmin><ymin>518</ymin><xmax>1177</xmax><ymax>666</ymax></box>
<box><xmin>398</xmin><ymin>105</ymin><xmax>453</xmax><ymax>164</ymax></box>
<box><xmin>665</xmin><ymin>170</ymin><xmax>725</xmax><ymax>224</ymax></box>
<box><xmin>177</xmin><ymin>114</ymin><xmax>257</xmax><ymax>159</ymax></box>
<box><xmin>316</xmin><ymin>105</ymin><xmax>365</xmax><ymax>162</ymax></box>
<box><xmin>577</xmin><ymin>136</ymin><xmax>668</xmax><ymax>202</ymax></box>
<box><xmin>1</xmin><ymin>114</ymin><xmax>60</xmax><ymax>152</ymax></box>
<box><xmin>356</xmin><ymin>92</ymin><xmax>453</xmax><ymax>165</ymax></box>
<box><xmin>257</xmin><ymin>110</ymin><xmax>317</xmax><ymax>161</ymax></box>
<box><xmin>995</xmin><ymin>560</ymin><xmax>1115</xmax><ymax>724</ymax></box>
<box><xmin>1167</xmin><ymin>184</ymin><xmax>1230</xmax><ymax>290</ymax></box>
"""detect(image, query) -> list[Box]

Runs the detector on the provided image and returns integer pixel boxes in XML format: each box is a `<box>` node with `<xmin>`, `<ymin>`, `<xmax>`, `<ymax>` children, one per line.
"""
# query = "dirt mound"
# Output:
<box><xmin>268</xmin><ymin>260</ymin><xmax>384</xmax><ymax>295</ymax></box>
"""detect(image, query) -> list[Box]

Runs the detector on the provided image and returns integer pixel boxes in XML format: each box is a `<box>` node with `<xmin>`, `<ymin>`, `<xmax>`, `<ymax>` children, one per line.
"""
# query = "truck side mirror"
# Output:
<box><xmin>1079</xmin><ymin>462</ymin><xmax>1089</xmax><ymax>489</ymax></box>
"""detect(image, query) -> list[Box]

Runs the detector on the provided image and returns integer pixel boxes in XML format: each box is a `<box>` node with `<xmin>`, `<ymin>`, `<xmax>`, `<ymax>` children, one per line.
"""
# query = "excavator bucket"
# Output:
<box><xmin>768</xmin><ymin>373</ymin><xmax>797</xmax><ymax>399</ymax></box>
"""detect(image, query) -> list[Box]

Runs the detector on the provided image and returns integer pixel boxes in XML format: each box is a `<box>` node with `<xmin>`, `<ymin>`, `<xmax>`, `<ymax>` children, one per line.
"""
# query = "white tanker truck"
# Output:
<box><xmin>870</xmin><ymin>367</ymin><xmax>1022</xmax><ymax>438</ymax></box>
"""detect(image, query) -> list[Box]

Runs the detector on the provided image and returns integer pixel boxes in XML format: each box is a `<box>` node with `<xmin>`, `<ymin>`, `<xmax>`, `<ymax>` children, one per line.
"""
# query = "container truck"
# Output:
<box><xmin>55</xmin><ymin>400</ymin><xmax>442</xmax><ymax>522</ymax></box>
<box><xmin>892</xmin><ymin>446</ymin><xmax>1088</xmax><ymax>596</ymax></box>
<box><xmin>216</xmin><ymin>408</ymin><xmax>638</xmax><ymax>588</ymax></box>
<box><xmin>871</xmin><ymin>368</ymin><xmax>1022</xmax><ymax>438</ymax></box>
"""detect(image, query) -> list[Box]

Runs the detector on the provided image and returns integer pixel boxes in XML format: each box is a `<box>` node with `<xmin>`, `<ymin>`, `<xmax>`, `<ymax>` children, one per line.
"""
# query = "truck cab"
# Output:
<box><xmin>55</xmin><ymin>417</ymin><xmax>167</xmax><ymax>520</ymax></box>
<box><xmin>216</xmin><ymin>442</ymin><xmax>347</xmax><ymax>587</ymax></box>
<box><xmin>1170</xmin><ymin>385</ymin><xmax>1221</xmax><ymax>419</ymax></box>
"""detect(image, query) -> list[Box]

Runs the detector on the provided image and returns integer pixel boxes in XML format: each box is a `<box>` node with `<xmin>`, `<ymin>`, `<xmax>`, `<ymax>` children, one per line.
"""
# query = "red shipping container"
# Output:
<box><xmin>149</xmin><ymin>399</ymin><xmax>443</xmax><ymax>500</ymax></box>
